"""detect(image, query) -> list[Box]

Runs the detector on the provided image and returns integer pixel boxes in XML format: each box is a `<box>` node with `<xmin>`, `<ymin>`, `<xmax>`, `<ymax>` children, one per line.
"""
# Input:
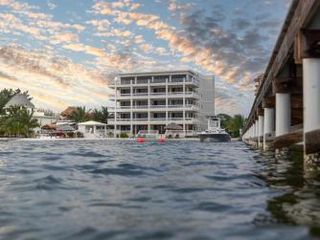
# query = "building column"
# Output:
<box><xmin>258</xmin><ymin>115</ymin><xmax>264</xmax><ymax>148</ymax></box>
<box><xmin>165</xmin><ymin>80</ymin><xmax>168</xmax><ymax>125</ymax></box>
<box><xmin>263</xmin><ymin>107</ymin><xmax>274</xmax><ymax>150</ymax></box>
<box><xmin>148</xmin><ymin>81</ymin><xmax>151</xmax><ymax>131</ymax></box>
<box><xmin>114</xmin><ymin>81</ymin><xmax>118</xmax><ymax>138</ymax></box>
<box><xmin>130</xmin><ymin>85</ymin><xmax>133</xmax><ymax>136</ymax></box>
<box><xmin>275</xmin><ymin>93</ymin><xmax>291</xmax><ymax>137</ymax></box>
<box><xmin>303</xmin><ymin>58</ymin><xmax>320</xmax><ymax>162</ymax></box>
<box><xmin>183</xmin><ymin>80</ymin><xmax>186</xmax><ymax>132</ymax></box>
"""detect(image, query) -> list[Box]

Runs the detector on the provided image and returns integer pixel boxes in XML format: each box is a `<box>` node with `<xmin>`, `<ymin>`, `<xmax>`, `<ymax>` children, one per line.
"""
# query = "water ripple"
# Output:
<box><xmin>0</xmin><ymin>140</ymin><xmax>318</xmax><ymax>239</ymax></box>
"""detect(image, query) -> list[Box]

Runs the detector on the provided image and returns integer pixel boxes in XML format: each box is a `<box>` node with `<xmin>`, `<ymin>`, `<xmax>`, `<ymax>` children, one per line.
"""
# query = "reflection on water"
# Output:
<box><xmin>0</xmin><ymin>139</ymin><xmax>319</xmax><ymax>239</ymax></box>
<box><xmin>258</xmin><ymin>149</ymin><xmax>320</xmax><ymax>237</ymax></box>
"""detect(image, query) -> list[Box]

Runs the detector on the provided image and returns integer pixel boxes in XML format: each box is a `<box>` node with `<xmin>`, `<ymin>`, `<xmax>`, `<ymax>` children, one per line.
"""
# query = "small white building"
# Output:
<box><xmin>78</xmin><ymin>121</ymin><xmax>108</xmax><ymax>138</ymax></box>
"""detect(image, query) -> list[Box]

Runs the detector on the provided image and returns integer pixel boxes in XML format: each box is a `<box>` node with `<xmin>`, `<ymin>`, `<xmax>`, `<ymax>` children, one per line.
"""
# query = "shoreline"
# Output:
<box><xmin>0</xmin><ymin>137</ymin><xmax>241</xmax><ymax>142</ymax></box>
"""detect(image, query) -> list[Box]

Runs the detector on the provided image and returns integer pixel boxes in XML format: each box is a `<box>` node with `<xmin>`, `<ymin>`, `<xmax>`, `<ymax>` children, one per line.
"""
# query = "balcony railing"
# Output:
<box><xmin>109</xmin><ymin>117</ymin><xmax>197</xmax><ymax>122</ymax></box>
<box><xmin>116</xmin><ymin>104</ymin><xmax>199</xmax><ymax>110</ymax></box>
<box><xmin>116</xmin><ymin>91</ymin><xmax>199</xmax><ymax>98</ymax></box>
<box><xmin>111</xmin><ymin>75</ymin><xmax>200</xmax><ymax>86</ymax></box>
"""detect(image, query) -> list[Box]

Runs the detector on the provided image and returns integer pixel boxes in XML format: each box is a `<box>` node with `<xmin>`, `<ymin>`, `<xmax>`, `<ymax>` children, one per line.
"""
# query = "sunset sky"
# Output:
<box><xmin>0</xmin><ymin>0</ymin><xmax>291</xmax><ymax>115</ymax></box>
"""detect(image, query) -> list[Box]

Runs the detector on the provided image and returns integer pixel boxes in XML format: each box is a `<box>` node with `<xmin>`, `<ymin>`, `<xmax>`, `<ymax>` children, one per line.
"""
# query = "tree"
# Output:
<box><xmin>217</xmin><ymin>113</ymin><xmax>232</xmax><ymax>129</ymax></box>
<box><xmin>1</xmin><ymin>106</ymin><xmax>39</xmax><ymax>137</ymax></box>
<box><xmin>0</xmin><ymin>88</ymin><xmax>32</xmax><ymax>115</ymax></box>
<box><xmin>226</xmin><ymin>114</ymin><xmax>245</xmax><ymax>138</ymax></box>
<box><xmin>92</xmin><ymin>106</ymin><xmax>110</xmax><ymax>124</ymax></box>
<box><xmin>70</xmin><ymin>106</ymin><xmax>90</xmax><ymax>123</ymax></box>
<box><xmin>0</xmin><ymin>88</ymin><xmax>16</xmax><ymax>115</ymax></box>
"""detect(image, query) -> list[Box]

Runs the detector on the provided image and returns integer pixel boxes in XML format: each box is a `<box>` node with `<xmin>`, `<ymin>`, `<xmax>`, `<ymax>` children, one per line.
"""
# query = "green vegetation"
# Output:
<box><xmin>70</xmin><ymin>106</ymin><xmax>90</xmax><ymax>123</ymax></box>
<box><xmin>0</xmin><ymin>106</ymin><xmax>39</xmax><ymax>137</ymax></box>
<box><xmin>217</xmin><ymin>113</ymin><xmax>245</xmax><ymax>138</ymax></box>
<box><xmin>0</xmin><ymin>88</ymin><xmax>31</xmax><ymax>115</ymax></box>
<box><xmin>0</xmin><ymin>88</ymin><xmax>38</xmax><ymax>138</ymax></box>
<box><xmin>69</xmin><ymin>106</ymin><xmax>111</xmax><ymax>124</ymax></box>
<box><xmin>119</xmin><ymin>132</ymin><xmax>129</xmax><ymax>138</ymax></box>
<box><xmin>91</xmin><ymin>106</ymin><xmax>110</xmax><ymax>124</ymax></box>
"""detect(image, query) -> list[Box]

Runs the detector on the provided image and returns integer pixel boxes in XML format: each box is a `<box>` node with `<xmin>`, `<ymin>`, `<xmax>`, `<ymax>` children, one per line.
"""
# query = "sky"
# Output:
<box><xmin>0</xmin><ymin>0</ymin><xmax>292</xmax><ymax>115</ymax></box>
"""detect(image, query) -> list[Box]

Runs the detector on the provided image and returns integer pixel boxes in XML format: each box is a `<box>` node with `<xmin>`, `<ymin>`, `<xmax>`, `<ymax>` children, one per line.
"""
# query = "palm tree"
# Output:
<box><xmin>70</xmin><ymin>106</ymin><xmax>90</xmax><ymax>123</ymax></box>
<box><xmin>2</xmin><ymin>106</ymin><xmax>39</xmax><ymax>137</ymax></box>
<box><xmin>92</xmin><ymin>106</ymin><xmax>110</xmax><ymax>124</ymax></box>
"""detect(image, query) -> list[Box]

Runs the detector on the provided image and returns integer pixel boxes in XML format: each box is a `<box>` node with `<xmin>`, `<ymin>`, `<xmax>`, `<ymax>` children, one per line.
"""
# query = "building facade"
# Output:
<box><xmin>109</xmin><ymin>70</ymin><xmax>214</xmax><ymax>136</ymax></box>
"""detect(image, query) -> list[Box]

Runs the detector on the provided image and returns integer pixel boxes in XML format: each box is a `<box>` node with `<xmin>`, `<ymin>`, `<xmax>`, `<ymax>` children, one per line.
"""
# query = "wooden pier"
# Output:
<box><xmin>242</xmin><ymin>0</ymin><xmax>320</xmax><ymax>167</ymax></box>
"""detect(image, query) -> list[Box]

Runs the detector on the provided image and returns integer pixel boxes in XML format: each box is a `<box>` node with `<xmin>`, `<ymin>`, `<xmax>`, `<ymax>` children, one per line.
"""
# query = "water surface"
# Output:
<box><xmin>0</xmin><ymin>139</ymin><xmax>319</xmax><ymax>239</ymax></box>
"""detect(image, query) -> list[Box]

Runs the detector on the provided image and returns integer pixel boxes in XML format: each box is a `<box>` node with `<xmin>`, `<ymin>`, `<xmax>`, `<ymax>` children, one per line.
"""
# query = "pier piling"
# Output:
<box><xmin>242</xmin><ymin>0</ymin><xmax>320</xmax><ymax>168</ymax></box>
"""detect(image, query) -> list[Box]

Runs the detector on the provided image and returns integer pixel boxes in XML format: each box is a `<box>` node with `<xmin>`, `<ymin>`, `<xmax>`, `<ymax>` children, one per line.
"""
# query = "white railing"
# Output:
<box><xmin>116</xmin><ymin>91</ymin><xmax>198</xmax><ymax>97</ymax></box>
<box><xmin>116</xmin><ymin>104</ymin><xmax>199</xmax><ymax>110</ymax></box>
<box><xmin>133</xmin><ymin>92</ymin><xmax>148</xmax><ymax>96</ymax></box>
<box><xmin>111</xmin><ymin>76</ymin><xmax>200</xmax><ymax>87</ymax></box>
<box><xmin>109</xmin><ymin>117</ymin><xmax>197</xmax><ymax>122</ymax></box>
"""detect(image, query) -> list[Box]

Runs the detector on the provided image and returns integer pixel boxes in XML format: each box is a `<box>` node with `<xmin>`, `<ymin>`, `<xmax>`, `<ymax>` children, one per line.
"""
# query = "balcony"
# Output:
<box><xmin>110</xmin><ymin>75</ymin><xmax>200</xmax><ymax>88</ymax></box>
<box><xmin>114</xmin><ymin>104</ymin><xmax>199</xmax><ymax>112</ymax></box>
<box><xmin>108</xmin><ymin>117</ymin><xmax>198</xmax><ymax>124</ymax></box>
<box><xmin>113</xmin><ymin>91</ymin><xmax>199</xmax><ymax>99</ymax></box>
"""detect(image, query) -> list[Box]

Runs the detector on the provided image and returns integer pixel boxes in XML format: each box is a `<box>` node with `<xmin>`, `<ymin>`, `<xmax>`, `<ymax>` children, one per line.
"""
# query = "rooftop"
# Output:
<box><xmin>118</xmin><ymin>70</ymin><xmax>200</xmax><ymax>77</ymax></box>
<box><xmin>4</xmin><ymin>94</ymin><xmax>35</xmax><ymax>109</ymax></box>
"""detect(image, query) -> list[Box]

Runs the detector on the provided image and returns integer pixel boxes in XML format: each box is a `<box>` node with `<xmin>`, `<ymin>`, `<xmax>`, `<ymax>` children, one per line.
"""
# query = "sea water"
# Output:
<box><xmin>0</xmin><ymin>139</ymin><xmax>319</xmax><ymax>239</ymax></box>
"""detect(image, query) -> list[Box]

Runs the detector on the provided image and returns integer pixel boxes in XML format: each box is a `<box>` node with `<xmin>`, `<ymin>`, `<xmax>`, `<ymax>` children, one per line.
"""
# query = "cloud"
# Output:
<box><xmin>63</xmin><ymin>43</ymin><xmax>106</xmax><ymax>57</ymax></box>
<box><xmin>47</xmin><ymin>0</ymin><xmax>56</xmax><ymax>10</ymax></box>
<box><xmin>86</xmin><ymin>19</ymin><xmax>111</xmax><ymax>32</ymax></box>
<box><xmin>0</xmin><ymin>45</ymin><xmax>112</xmax><ymax>111</ymax></box>
<box><xmin>51</xmin><ymin>32</ymin><xmax>79</xmax><ymax>44</ymax></box>
<box><xmin>0</xmin><ymin>0</ymin><xmax>290</xmax><ymax>115</ymax></box>
<box><xmin>139</xmin><ymin>43</ymin><xmax>153</xmax><ymax>53</ymax></box>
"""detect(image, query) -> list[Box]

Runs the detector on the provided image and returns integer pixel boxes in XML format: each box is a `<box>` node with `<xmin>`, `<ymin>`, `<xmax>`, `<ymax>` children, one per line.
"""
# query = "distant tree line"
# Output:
<box><xmin>217</xmin><ymin>113</ymin><xmax>245</xmax><ymax>138</ymax></box>
<box><xmin>63</xmin><ymin>106</ymin><xmax>111</xmax><ymax>124</ymax></box>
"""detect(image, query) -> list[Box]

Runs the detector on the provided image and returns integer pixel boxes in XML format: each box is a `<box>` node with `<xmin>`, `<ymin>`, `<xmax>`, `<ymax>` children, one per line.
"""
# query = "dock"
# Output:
<box><xmin>242</xmin><ymin>0</ymin><xmax>320</xmax><ymax>167</ymax></box>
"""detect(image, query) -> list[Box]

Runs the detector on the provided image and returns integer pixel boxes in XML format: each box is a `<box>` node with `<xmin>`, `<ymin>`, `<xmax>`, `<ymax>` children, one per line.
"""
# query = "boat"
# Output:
<box><xmin>198</xmin><ymin>116</ymin><xmax>231</xmax><ymax>142</ymax></box>
<box><xmin>136</xmin><ymin>130</ymin><xmax>165</xmax><ymax>143</ymax></box>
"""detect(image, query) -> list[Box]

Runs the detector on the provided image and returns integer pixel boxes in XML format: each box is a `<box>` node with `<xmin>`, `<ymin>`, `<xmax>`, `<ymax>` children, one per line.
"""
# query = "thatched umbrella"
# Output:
<box><xmin>4</xmin><ymin>93</ymin><xmax>35</xmax><ymax>109</ymax></box>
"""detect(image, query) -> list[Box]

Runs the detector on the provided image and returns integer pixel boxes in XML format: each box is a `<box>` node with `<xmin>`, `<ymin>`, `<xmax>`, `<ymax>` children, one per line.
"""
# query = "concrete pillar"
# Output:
<box><xmin>303</xmin><ymin>58</ymin><xmax>320</xmax><ymax>133</ymax></box>
<box><xmin>255</xmin><ymin>120</ymin><xmax>259</xmax><ymax>138</ymax></box>
<box><xmin>303</xmin><ymin>58</ymin><xmax>320</xmax><ymax>163</ymax></box>
<box><xmin>258</xmin><ymin>115</ymin><xmax>264</xmax><ymax>148</ymax></box>
<box><xmin>263</xmin><ymin>107</ymin><xmax>274</xmax><ymax>150</ymax></box>
<box><xmin>275</xmin><ymin>93</ymin><xmax>291</xmax><ymax>137</ymax></box>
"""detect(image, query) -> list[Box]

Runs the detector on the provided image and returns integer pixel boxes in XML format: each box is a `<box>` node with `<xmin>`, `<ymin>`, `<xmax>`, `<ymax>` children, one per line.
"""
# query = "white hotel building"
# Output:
<box><xmin>109</xmin><ymin>70</ymin><xmax>215</xmax><ymax>136</ymax></box>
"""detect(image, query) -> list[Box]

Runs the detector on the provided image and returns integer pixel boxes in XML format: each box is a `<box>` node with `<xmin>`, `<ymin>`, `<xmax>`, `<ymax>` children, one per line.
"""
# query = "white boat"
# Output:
<box><xmin>198</xmin><ymin>116</ymin><xmax>231</xmax><ymax>142</ymax></box>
